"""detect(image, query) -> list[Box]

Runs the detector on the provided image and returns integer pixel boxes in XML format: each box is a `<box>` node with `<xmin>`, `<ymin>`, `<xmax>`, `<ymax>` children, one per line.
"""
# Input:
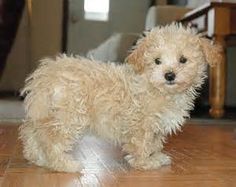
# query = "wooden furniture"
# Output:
<box><xmin>180</xmin><ymin>2</ymin><xmax>236</xmax><ymax>118</ymax></box>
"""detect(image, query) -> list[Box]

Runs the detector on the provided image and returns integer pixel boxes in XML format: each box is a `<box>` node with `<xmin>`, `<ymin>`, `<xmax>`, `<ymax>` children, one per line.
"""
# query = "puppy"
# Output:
<box><xmin>19</xmin><ymin>24</ymin><xmax>222</xmax><ymax>172</ymax></box>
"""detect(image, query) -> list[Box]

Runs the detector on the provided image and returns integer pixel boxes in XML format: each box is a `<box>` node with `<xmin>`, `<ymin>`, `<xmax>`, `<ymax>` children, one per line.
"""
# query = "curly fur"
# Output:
<box><xmin>19</xmin><ymin>24</ymin><xmax>222</xmax><ymax>172</ymax></box>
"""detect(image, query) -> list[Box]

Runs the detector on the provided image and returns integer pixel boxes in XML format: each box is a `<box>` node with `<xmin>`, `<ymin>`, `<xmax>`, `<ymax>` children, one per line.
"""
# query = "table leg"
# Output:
<box><xmin>209</xmin><ymin>35</ymin><xmax>226</xmax><ymax>118</ymax></box>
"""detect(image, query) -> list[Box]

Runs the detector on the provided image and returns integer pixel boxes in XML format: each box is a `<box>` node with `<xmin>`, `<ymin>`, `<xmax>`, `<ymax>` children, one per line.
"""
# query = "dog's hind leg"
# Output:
<box><xmin>20</xmin><ymin>116</ymin><xmax>88</xmax><ymax>172</ymax></box>
<box><xmin>19</xmin><ymin>120</ymin><xmax>49</xmax><ymax>167</ymax></box>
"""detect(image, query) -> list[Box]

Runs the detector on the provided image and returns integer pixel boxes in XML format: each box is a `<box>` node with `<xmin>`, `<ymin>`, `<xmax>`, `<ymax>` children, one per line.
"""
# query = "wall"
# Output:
<box><xmin>67</xmin><ymin>0</ymin><xmax>150</xmax><ymax>55</ymax></box>
<box><xmin>226</xmin><ymin>47</ymin><xmax>236</xmax><ymax>106</ymax></box>
<box><xmin>30</xmin><ymin>0</ymin><xmax>63</xmax><ymax>68</ymax></box>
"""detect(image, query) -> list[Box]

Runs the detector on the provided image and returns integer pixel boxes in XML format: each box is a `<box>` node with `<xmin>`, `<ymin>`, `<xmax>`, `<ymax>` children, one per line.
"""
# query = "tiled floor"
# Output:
<box><xmin>0</xmin><ymin>123</ymin><xmax>236</xmax><ymax>187</ymax></box>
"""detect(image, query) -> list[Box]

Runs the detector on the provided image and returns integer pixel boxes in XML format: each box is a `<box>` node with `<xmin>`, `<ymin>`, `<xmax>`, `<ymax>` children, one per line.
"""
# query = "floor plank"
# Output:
<box><xmin>0</xmin><ymin>123</ymin><xmax>235</xmax><ymax>187</ymax></box>
<box><xmin>0</xmin><ymin>125</ymin><xmax>18</xmax><ymax>156</ymax></box>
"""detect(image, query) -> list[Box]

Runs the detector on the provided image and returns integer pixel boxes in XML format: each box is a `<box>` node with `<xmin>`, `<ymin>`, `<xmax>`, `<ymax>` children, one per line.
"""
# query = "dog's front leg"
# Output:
<box><xmin>123</xmin><ymin>130</ymin><xmax>171</xmax><ymax>170</ymax></box>
<box><xmin>149</xmin><ymin>132</ymin><xmax>171</xmax><ymax>167</ymax></box>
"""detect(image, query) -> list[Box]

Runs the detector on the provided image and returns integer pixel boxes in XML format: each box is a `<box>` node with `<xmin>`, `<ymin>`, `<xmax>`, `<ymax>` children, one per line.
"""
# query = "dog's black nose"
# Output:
<box><xmin>164</xmin><ymin>72</ymin><xmax>176</xmax><ymax>81</ymax></box>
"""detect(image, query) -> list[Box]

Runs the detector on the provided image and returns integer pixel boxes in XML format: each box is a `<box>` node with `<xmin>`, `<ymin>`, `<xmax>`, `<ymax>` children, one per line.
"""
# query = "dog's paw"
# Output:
<box><xmin>125</xmin><ymin>153</ymin><xmax>171</xmax><ymax>170</ymax></box>
<box><xmin>126</xmin><ymin>157</ymin><xmax>162</xmax><ymax>170</ymax></box>
<box><xmin>124</xmin><ymin>154</ymin><xmax>134</xmax><ymax>162</ymax></box>
<box><xmin>152</xmin><ymin>152</ymin><xmax>171</xmax><ymax>166</ymax></box>
<box><xmin>125</xmin><ymin>155</ymin><xmax>162</xmax><ymax>170</ymax></box>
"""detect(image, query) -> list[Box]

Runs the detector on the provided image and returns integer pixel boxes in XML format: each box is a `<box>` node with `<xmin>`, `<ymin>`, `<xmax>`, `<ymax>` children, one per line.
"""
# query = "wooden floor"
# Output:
<box><xmin>0</xmin><ymin>123</ymin><xmax>235</xmax><ymax>187</ymax></box>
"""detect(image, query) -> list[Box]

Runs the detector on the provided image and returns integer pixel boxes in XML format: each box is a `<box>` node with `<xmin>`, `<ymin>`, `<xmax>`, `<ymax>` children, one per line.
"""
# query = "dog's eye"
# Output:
<box><xmin>154</xmin><ymin>58</ymin><xmax>161</xmax><ymax>65</ymax></box>
<box><xmin>179</xmin><ymin>56</ymin><xmax>187</xmax><ymax>64</ymax></box>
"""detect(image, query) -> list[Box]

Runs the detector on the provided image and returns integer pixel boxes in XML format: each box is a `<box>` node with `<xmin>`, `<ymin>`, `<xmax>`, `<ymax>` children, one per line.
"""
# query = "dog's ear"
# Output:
<box><xmin>125</xmin><ymin>36</ymin><xmax>149</xmax><ymax>74</ymax></box>
<box><xmin>199</xmin><ymin>37</ymin><xmax>223</xmax><ymax>67</ymax></box>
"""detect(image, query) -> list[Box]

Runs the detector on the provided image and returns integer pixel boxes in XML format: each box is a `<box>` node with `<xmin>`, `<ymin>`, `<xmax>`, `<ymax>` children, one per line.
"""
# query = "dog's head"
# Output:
<box><xmin>126</xmin><ymin>24</ymin><xmax>223</xmax><ymax>94</ymax></box>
